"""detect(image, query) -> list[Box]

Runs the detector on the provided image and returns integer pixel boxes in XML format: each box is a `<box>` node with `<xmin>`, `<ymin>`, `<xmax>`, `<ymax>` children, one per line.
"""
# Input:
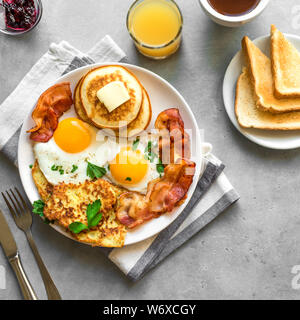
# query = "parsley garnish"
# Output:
<box><xmin>144</xmin><ymin>141</ymin><xmax>152</xmax><ymax>153</ymax></box>
<box><xmin>86</xmin><ymin>162</ymin><xmax>106</xmax><ymax>179</ymax></box>
<box><xmin>29</xmin><ymin>164</ymin><xmax>33</xmax><ymax>169</ymax></box>
<box><xmin>32</xmin><ymin>200</ymin><xmax>53</xmax><ymax>224</ymax></box>
<box><xmin>144</xmin><ymin>141</ymin><xmax>158</xmax><ymax>163</ymax></box>
<box><xmin>132</xmin><ymin>138</ymin><xmax>140</xmax><ymax>151</ymax></box>
<box><xmin>51</xmin><ymin>165</ymin><xmax>63</xmax><ymax>172</ymax></box>
<box><xmin>86</xmin><ymin>199</ymin><xmax>103</xmax><ymax>228</ymax></box>
<box><xmin>68</xmin><ymin>222</ymin><xmax>88</xmax><ymax>234</ymax></box>
<box><xmin>71</xmin><ymin>165</ymin><xmax>78</xmax><ymax>173</ymax></box>
<box><xmin>51</xmin><ymin>164</ymin><xmax>58</xmax><ymax>171</ymax></box>
<box><xmin>125</xmin><ymin>177</ymin><xmax>132</xmax><ymax>181</ymax></box>
<box><xmin>32</xmin><ymin>200</ymin><xmax>45</xmax><ymax>217</ymax></box>
<box><xmin>156</xmin><ymin>159</ymin><xmax>164</xmax><ymax>177</ymax></box>
<box><xmin>68</xmin><ymin>199</ymin><xmax>103</xmax><ymax>234</ymax></box>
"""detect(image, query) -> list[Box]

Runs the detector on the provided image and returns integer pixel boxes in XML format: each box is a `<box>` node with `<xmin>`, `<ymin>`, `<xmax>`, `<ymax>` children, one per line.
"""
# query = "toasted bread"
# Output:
<box><xmin>80</xmin><ymin>65</ymin><xmax>143</xmax><ymax>129</ymax></box>
<box><xmin>271</xmin><ymin>25</ymin><xmax>300</xmax><ymax>98</ymax></box>
<box><xmin>242</xmin><ymin>36</ymin><xmax>300</xmax><ymax>113</ymax></box>
<box><xmin>235</xmin><ymin>68</ymin><xmax>300</xmax><ymax>130</ymax></box>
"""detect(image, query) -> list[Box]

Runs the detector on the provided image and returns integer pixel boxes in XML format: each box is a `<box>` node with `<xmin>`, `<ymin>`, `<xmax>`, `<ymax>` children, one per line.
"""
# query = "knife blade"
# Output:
<box><xmin>0</xmin><ymin>209</ymin><xmax>18</xmax><ymax>259</ymax></box>
<box><xmin>0</xmin><ymin>208</ymin><xmax>37</xmax><ymax>299</ymax></box>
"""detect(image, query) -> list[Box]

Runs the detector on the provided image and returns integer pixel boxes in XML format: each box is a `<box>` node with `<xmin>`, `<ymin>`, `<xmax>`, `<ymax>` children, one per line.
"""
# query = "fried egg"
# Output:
<box><xmin>106</xmin><ymin>135</ymin><xmax>162</xmax><ymax>194</ymax></box>
<box><xmin>34</xmin><ymin>117</ymin><xmax>162</xmax><ymax>194</ymax></box>
<box><xmin>34</xmin><ymin>117</ymin><xmax>120</xmax><ymax>185</ymax></box>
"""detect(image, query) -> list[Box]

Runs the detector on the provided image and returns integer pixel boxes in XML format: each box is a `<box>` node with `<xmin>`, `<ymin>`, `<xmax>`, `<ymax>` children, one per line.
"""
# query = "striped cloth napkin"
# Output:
<box><xmin>0</xmin><ymin>35</ymin><xmax>239</xmax><ymax>281</ymax></box>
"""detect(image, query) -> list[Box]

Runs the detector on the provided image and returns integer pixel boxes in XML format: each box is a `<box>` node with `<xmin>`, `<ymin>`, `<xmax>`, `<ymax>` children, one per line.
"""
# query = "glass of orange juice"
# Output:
<box><xmin>126</xmin><ymin>0</ymin><xmax>183</xmax><ymax>59</ymax></box>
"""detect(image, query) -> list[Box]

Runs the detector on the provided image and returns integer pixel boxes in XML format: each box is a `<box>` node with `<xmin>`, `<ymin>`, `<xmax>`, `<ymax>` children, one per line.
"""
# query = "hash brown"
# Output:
<box><xmin>32</xmin><ymin>161</ymin><xmax>126</xmax><ymax>247</ymax></box>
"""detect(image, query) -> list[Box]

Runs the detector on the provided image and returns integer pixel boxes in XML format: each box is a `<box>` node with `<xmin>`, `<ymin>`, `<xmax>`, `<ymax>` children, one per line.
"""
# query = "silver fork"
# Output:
<box><xmin>2</xmin><ymin>188</ymin><xmax>61</xmax><ymax>300</ymax></box>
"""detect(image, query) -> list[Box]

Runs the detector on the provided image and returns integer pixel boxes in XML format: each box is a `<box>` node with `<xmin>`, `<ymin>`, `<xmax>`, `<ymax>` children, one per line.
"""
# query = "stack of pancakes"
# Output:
<box><xmin>74</xmin><ymin>65</ymin><xmax>152</xmax><ymax>136</ymax></box>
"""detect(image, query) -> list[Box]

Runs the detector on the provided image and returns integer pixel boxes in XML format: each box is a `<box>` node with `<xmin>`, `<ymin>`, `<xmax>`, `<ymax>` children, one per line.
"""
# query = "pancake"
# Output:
<box><xmin>74</xmin><ymin>77</ymin><xmax>91</xmax><ymax>124</ymax></box>
<box><xmin>31</xmin><ymin>161</ymin><xmax>126</xmax><ymax>247</ymax></box>
<box><xmin>80</xmin><ymin>65</ymin><xmax>143</xmax><ymax>129</ymax></box>
<box><xmin>117</xmin><ymin>88</ymin><xmax>151</xmax><ymax>137</ymax></box>
<box><xmin>75</xmin><ymin>76</ymin><xmax>151</xmax><ymax>137</ymax></box>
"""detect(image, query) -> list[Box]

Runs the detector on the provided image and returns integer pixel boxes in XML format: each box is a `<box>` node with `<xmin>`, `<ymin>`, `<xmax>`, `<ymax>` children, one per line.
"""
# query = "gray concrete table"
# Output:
<box><xmin>1</xmin><ymin>0</ymin><xmax>300</xmax><ymax>300</ymax></box>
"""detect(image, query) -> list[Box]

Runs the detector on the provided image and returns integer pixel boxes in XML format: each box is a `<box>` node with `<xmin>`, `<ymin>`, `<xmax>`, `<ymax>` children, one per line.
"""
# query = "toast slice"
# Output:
<box><xmin>242</xmin><ymin>36</ymin><xmax>300</xmax><ymax>113</ymax></box>
<box><xmin>235</xmin><ymin>68</ymin><xmax>300</xmax><ymax>130</ymax></box>
<box><xmin>271</xmin><ymin>25</ymin><xmax>300</xmax><ymax>99</ymax></box>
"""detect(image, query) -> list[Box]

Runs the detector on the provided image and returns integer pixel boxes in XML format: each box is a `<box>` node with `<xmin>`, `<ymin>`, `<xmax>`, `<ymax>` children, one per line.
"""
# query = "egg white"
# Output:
<box><xmin>105</xmin><ymin>135</ymin><xmax>162</xmax><ymax>194</ymax></box>
<box><xmin>34</xmin><ymin>136</ymin><xmax>120</xmax><ymax>185</ymax></box>
<box><xmin>34</xmin><ymin>123</ymin><xmax>163</xmax><ymax>194</ymax></box>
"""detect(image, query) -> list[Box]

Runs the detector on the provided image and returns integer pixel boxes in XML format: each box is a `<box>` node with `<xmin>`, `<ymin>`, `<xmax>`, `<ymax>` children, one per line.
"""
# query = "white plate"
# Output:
<box><xmin>18</xmin><ymin>62</ymin><xmax>202</xmax><ymax>246</ymax></box>
<box><xmin>223</xmin><ymin>34</ymin><xmax>300</xmax><ymax>150</ymax></box>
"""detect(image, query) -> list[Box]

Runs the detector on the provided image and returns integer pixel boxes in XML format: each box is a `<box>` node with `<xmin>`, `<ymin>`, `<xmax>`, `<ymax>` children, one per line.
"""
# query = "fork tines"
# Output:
<box><xmin>2</xmin><ymin>188</ymin><xmax>32</xmax><ymax>228</ymax></box>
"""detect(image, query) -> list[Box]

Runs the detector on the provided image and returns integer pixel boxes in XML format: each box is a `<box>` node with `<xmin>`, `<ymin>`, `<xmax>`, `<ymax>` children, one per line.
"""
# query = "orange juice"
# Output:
<box><xmin>127</xmin><ymin>0</ymin><xmax>183</xmax><ymax>59</ymax></box>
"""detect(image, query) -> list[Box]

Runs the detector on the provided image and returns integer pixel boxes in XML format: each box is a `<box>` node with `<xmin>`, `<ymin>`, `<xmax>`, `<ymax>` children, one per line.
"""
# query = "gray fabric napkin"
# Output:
<box><xmin>0</xmin><ymin>36</ymin><xmax>239</xmax><ymax>281</ymax></box>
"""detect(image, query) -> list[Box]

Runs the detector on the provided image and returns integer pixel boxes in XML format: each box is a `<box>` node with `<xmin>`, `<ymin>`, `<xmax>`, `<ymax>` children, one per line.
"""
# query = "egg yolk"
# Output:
<box><xmin>110</xmin><ymin>147</ymin><xmax>148</xmax><ymax>185</ymax></box>
<box><xmin>54</xmin><ymin>118</ymin><xmax>91</xmax><ymax>153</ymax></box>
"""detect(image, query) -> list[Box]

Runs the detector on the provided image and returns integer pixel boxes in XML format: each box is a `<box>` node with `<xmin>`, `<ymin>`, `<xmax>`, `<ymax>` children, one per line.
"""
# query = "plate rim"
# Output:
<box><xmin>223</xmin><ymin>33</ymin><xmax>300</xmax><ymax>150</ymax></box>
<box><xmin>18</xmin><ymin>61</ymin><xmax>202</xmax><ymax>246</ymax></box>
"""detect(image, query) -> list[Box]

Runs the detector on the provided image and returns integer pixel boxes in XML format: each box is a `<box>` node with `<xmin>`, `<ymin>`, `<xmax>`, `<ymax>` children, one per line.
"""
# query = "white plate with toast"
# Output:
<box><xmin>223</xmin><ymin>32</ymin><xmax>300</xmax><ymax>150</ymax></box>
<box><xmin>18</xmin><ymin>62</ymin><xmax>202</xmax><ymax>246</ymax></box>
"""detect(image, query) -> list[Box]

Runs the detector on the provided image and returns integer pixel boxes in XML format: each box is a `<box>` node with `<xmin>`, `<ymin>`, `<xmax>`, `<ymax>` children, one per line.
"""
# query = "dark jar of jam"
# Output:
<box><xmin>0</xmin><ymin>0</ymin><xmax>43</xmax><ymax>35</ymax></box>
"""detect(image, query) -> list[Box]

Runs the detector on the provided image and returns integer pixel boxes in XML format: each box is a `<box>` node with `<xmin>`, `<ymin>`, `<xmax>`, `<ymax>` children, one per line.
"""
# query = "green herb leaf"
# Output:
<box><xmin>29</xmin><ymin>164</ymin><xmax>33</xmax><ymax>169</ymax></box>
<box><xmin>68</xmin><ymin>222</ymin><xmax>88</xmax><ymax>234</ymax></box>
<box><xmin>156</xmin><ymin>159</ymin><xmax>164</xmax><ymax>176</ymax></box>
<box><xmin>89</xmin><ymin>213</ymin><xmax>103</xmax><ymax>228</ymax></box>
<box><xmin>59</xmin><ymin>169</ymin><xmax>64</xmax><ymax>175</ymax></box>
<box><xmin>32</xmin><ymin>200</ymin><xmax>45</xmax><ymax>217</ymax></box>
<box><xmin>144</xmin><ymin>151</ymin><xmax>157</xmax><ymax>163</ymax></box>
<box><xmin>125</xmin><ymin>177</ymin><xmax>132</xmax><ymax>181</ymax></box>
<box><xmin>32</xmin><ymin>200</ymin><xmax>53</xmax><ymax>224</ymax></box>
<box><xmin>87</xmin><ymin>162</ymin><xmax>106</xmax><ymax>179</ymax></box>
<box><xmin>86</xmin><ymin>199</ymin><xmax>102</xmax><ymax>228</ymax></box>
<box><xmin>51</xmin><ymin>164</ymin><xmax>58</xmax><ymax>171</ymax></box>
<box><xmin>132</xmin><ymin>138</ymin><xmax>140</xmax><ymax>151</ymax></box>
<box><xmin>143</xmin><ymin>141</ymin><xmax>158</xmax><ymax>163</ymax></box>
<box><xmin>68</xmin><ymin>200</ymin><xmax>103</xmax><ymax>234</ymax></box>
<box><xmin>144</xmin><ymin>141</ymin><xmax>152</xmax><ymax>153</ymax></box>
<box><xmin>71</xmin><ymin>165</ymin><xmax>78</xmax><ymax>173</ymax></box>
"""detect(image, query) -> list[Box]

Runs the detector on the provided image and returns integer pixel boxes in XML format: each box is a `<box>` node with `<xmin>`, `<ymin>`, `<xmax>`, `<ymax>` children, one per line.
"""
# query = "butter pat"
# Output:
<box><xmin>97</xmin><ymin>81</ymin><xmax>130</xmax><ymax>112</ymax></box>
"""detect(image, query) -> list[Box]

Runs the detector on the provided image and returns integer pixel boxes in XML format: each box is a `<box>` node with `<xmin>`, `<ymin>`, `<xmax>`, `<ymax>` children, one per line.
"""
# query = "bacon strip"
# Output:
<box><xmin>155</xmin><ymin>108</ymin><xmax>191</xmax><ymax>163</ymax></box>
<box><xmin>27</xmin><ymin>82</ymin><xmax>73</xmax><ymax>142</ymax></box>
<box><xmin>117</xmin><ymin>108</ymin><xmax>196</xmax><ymax>229</ymax></box>
<box><xmin>117</xmin><ymin>159</ymin><xmax>196</xmax><ymax>229</ymax></box>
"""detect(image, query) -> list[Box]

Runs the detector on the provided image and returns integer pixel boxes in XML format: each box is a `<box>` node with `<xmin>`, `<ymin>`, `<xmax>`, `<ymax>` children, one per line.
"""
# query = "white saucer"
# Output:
<box><xmin>223</xmin><ymin>34</ymin><xmax>300</xmax><ymax>150</ymax></box>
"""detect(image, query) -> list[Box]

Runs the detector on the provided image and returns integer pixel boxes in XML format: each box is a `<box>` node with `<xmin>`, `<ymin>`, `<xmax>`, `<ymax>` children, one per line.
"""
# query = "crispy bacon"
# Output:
<box><xmin>117</xmin><ymin>108</ymin><xmax>196</xmax><ymax>229</ymax></box>
<box><xmin>117</xmin><ymin>192</ymin><xmax>154</xmax><ymax>229</ymax></box>
<box><xmin>117</xmin><ymin>159</ymin><xmax>196</xmax><ymax>229</ymax></box>
<box><xmin>27</xmin><ymin>82</ymin><xmax>73</xmax><ymax>142</ymax></box>
<box><xmin>155</xmin><ymin>108</ymin><xmax>191</xmax><ymax>163</ymax></box>
<box><xmin>148</xmin><ymin>159</ymin><xmax>195</xmax><ymax>213</ymax></box>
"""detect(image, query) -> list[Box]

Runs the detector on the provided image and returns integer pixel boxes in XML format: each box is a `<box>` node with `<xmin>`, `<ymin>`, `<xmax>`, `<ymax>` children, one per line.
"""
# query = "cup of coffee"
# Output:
<box><xmin>198</xmin><ymin>0</ymin><xmax>270</xmax><ymax>27</ymax></box>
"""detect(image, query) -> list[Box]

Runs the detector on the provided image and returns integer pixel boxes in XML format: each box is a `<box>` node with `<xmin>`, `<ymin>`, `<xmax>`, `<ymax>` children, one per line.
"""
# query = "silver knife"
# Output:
<box><xmin>0</xmin><ymin>209</ymin><xmax>38</xmax><ymax>300</ymax></box>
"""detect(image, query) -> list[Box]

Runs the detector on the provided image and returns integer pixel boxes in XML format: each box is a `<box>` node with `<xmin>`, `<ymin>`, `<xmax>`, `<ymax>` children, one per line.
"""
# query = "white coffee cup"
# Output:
<box><xmin>198</xmin><ymin>0</ymin><xmax>270</xmax><ymax>27</ymax></box>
